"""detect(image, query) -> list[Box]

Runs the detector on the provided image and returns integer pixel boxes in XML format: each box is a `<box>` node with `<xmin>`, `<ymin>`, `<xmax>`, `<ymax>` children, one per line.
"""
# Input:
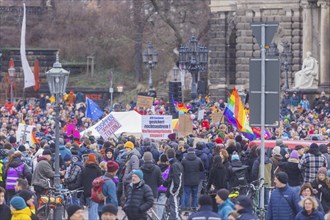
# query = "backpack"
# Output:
<box><xmin>91</xmin><ymin>176</ymin><xmax>111</xmax><ymax>203</ymax></box>
<box><xmin>232</xmin><ymin>166</ymin><xmax>248</xmax><ymax>187</ymax></box>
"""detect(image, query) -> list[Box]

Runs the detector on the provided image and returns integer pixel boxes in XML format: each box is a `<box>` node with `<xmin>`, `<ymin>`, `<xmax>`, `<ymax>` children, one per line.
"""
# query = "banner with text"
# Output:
<box><xmin>142</xmin><ymin>115</ymin><xmax>172</xmax><ymax>139</ymax></box>
<box><xmin>137</xmin><ymin>96</ymin><xmax>154</xmax><ymax>109</ymax></box>
<box><xmin>16</xmin><ymin>123</ymin><xmax>35</xmax><ymax>144</ymax></box>
<box><xmin>95</xmin><ymin>114</ymin><xmax>122</xmax><ymax>140</ymax></box>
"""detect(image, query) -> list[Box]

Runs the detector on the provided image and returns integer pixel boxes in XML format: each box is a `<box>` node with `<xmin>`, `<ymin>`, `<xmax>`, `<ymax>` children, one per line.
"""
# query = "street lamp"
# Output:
<box><xmin>143</xmin><ymin>42</ymin><xmax>158</xmax><ymax>91</ymax></box>
<box><xmin>280</xmin><ymin>41</ymin><xmax>292</xmax><ymax>90</ymax></box>
<box><xmin>172</xmin><ymin>65</ymin><xmax>179</xmax><ymax>82</ymax></box>
<box><xmin>8</xmin><ymin>65</ymin><xmax>16</xmax><ymax>103</ymax></box>
<box><xmin>178</xmin><ymin>35</ymin><xmax>208</xmax><ymax>100</ymax></box>
<box><xmin>45</xmin><ymin>52</ymin><xmax>69</xmax><ymax>220</ymax></box>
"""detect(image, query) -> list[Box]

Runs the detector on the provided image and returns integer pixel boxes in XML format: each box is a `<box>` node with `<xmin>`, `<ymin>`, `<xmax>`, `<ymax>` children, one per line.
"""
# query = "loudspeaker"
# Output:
<box><xmin>197</xmin><ymin>81</ymin><xmax>207</xmax><ymax>94</ymax></box>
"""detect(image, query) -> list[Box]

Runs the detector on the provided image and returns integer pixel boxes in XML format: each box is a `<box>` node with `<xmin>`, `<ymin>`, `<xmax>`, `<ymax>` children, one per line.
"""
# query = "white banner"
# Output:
<box><xmin>16</xmin><ymin>123</ymin><xmax>35</xmax><ymax>144</ymax></box>
<box><xmin>142</xmin><ymin>115</ymin><xmax>172</xmax><ymax>140</ymax></box>
<box><xmin>198</xmin><ymin>110</ymin><xmax>205</xmax><ymax>120</ymax></box>
<box><xmin>95</xmin><ymin>114</ymin><xmax>122</xmax><ymax>140</ymax></box>
<box><xmin>20</xmin><ymin>3</ymin><xmax>35</xmax><ymax>88</ymax></box>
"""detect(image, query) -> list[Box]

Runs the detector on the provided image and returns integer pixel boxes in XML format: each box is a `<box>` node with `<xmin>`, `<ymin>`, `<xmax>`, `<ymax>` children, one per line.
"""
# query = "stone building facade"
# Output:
<box><xmin>208</xmin><ymin>0</ymin><xmax>330</xmax><ymax>99</ymax></box>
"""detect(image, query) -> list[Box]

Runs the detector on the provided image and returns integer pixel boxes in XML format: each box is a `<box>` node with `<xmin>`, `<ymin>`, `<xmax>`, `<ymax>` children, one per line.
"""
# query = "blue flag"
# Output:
<box><xmin>86</xmin><ymin>98</ymin><xmax>103</xmax><ymax>121</ymax></box>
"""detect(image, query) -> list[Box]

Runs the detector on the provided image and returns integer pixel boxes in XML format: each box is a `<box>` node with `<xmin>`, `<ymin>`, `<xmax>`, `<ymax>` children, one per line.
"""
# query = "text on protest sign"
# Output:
<box><xmin>95</xmin><ymin>115</ymin><xmax>122</xmax><ymax>140</ymax></box>
<box><xmin>142</xmin><ymin>115</ymin><xmax>172</xmax><ymax>139</ymax></box>
<box><xmin>16</xmin><ymin>123</ymin><xmax>35</xmax><ymax>144</ymax></box>
<box><xmin>137</xmin><ymin>96</ymin><xmax>154</xmax><ymax>109</ymax></box>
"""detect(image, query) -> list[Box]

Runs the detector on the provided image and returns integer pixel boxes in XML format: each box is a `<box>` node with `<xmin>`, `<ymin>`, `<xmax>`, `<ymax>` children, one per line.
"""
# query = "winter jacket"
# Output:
<box><xmin>64</xmin><ymin>161</ymin><xmax>83</xmax><ymax>190</ymax></box>
<box><xmin>31</xmin><ymin>157</ymin><xmax>55</xmax><ymax>189</ymax></box>
<box><xmin>182</xmin><ymin>152</ymin><xmax>204</xmax><ymax>186</ymax></box>
<box><xmin>188</xmin><ymin>205</ymin><xmax>221</xmax><ymax>220</ymax></box>
<box><xmin>140</xmin><ymin>161</ymin><xmax>163</xmax><ymax>198</ymax></box>
<box><xmin>207</xmin><ymin>165</ymin><xmax>227</xmax><ymax>191</ymax></box>
<box><xmin>295</xmin><ymin>209</ymin><xmax>324</xmax><ymax>220</ymax></box>
<box><xmin>11</xmin><ymin>207</ymin><xmax>32</xmax><ymax>220</ymax></box>
<box><xmin>266</xmin><ymin>185</ymin><xmax>301</xmax><ymax>220</ymax></box>
<box><xmin>4</xmin><ymin>157</ymin><xmax>32</xmax><ymax>189</ymax></box>
<box><xmin>98</xmin><ymin>174</ymin><xmax>118</xmax><ymax>212</ymax></box>
<box><xmin>123</xmin><ymin>180</ymin><xmax>154</xmax><ymax>220</ymax></box>
<box><xmin>164</xmin><ymin>158</ymin><xmax>183</xmax><ymax>197</ymax></box>
<box><xmin>299</xmin><ymin>152</ymin><xmax>327</xmax><ymax>183</ymax></box>
<box><xmin>311</xmin><ymin>179</ymin><xmax>330</xmax><ymax>212</ymax></box>
<box><xmin>236</xmin><ymin>208</ymin><xmax>258</xmax><ymax>220</ymax></box>
<box><xmin>228</xmin><ymin>160</ymin><xmax>248</xmax><ymax>188</ymax></box>
<box><xmin>0</xmin><ymin>204</ymin><xmax>11</xmax><ymax>220</ymax></box>
<box><xmin>217</xmin><ymin>199</ymin><xmax>234</xmax><ymax>220</ymax></box>
<box><xmin>279</xmin><ymin>159</ymin><xmax>302</xmax><ymax>187</ymax></box>
<box><xmin>59</xmin><ymin>145</ymin><xmax>72</xmax><ymax>160</ymax></box>
<box><xmin>123</xmin><ymin>148</ymin><xmax>141</xmax><ymax>184</ymax></box>
<box><xmin>252</xmin><ymin>156</ymin><xmax>274</xmax><ymax>187</ymax></box>
<box><xmin>80</xmin><ymin>163</ymin><xmax>103</xmax><ymax>198</ymax></box>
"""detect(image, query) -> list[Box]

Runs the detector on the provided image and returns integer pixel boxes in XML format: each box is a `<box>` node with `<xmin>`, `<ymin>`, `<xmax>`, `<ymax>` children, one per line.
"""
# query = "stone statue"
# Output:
<box><xmin>294</xmin><ymin>51</ymin><xmax>319</xmax><ymax>89</ymax></box>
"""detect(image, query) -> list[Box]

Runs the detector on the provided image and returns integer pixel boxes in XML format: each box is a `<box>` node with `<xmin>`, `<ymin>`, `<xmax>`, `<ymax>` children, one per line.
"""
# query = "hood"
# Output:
<box><xmin>129</xmin><ymin>148</ymin><xmax>141</xmax><ymax>158</ymax></box>
<box><xmin>141</xmin><ymin>161</ymin><xmax>155</xmax><ymax>173</ymax></box>
<box><xmin>272</xmin><ymin>154</ymin><xmax>283</xmax><ymax>161</ymax></box>
<box><xmin>218</xmin><ymin>198</ymin><xmax>234</xmax><ymax>209</ymax></box>
<box><xmin>231</xmin><ymin>160</ymin><xmax>243</xmax><ymax>167</ymax></box>
<box><xmin>195</xmin><ymin>149</ymin><xmax>205</xmax><ymax>157</ymax></box>
<box><xmin>9</xmin><ymin>157</ymin><xmax>23</xmax><ymax>167</ymax></box>
<box><xmin>59</xmin><ymin>145</ymin><xmax>66</xmax><ymax>150</ymax></box>
<box><xmin>185</xmin><ymin>152</ymin><xmax>197</xmax><ymax>160</ymax></box>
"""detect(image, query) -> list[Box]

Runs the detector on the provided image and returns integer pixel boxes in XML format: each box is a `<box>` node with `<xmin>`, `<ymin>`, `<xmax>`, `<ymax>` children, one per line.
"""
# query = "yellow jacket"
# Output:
<box><xmin>11</xmin><ymin>207</ymin><xmax>31</xmax><ymax>220</ymax></box>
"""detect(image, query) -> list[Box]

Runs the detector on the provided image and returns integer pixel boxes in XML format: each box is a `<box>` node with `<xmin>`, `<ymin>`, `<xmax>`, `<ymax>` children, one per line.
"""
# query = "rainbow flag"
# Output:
<box><xmin>224</xmin><ymin>87</ymin><xmax>255</xmax><ymax>140</ymax></box>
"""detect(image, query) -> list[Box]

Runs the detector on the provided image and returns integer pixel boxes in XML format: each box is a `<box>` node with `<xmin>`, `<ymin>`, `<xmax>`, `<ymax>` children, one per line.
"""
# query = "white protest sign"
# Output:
<box><xmin>16</xmin><ymin>123</ymin><xmax>35</xmax><ymax>144</ymax></box>
<box><xmin>142</xmin><ymin>115</ymin><xmax>172</xmax><ymax>140</ymax></box>
<box><xmin>95</xmin><ymin>114</ymin><xmax>122</xmax><ymax>140</ymax></box>
<box><xmin>198</xmin><ymin>110</ymin><xmax>205</xmax><ymax>120</ymax></box>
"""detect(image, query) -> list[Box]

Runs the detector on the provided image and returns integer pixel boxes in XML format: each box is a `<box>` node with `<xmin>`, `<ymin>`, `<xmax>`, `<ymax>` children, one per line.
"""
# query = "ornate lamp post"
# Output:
<box><xmin>45</xmin><ymin>52</ymin><xmax>69</xmax><ymax>219</ymax></box>
<box><xmin>143</xmin><ymin>42</ymin><xmax>158</xmax><ymax>91</ymax></box>
<box><xmin>172</xmin><ymin>65</ymin><xmax>179</xmax><ymax>82</ymax></box>
<box><xmin>178</xmin><ymin>35</ymin><xmax>208</xmax><ymax>100</ymax></box>
<box><xmin>280</xmin><ymin>41</ymin><xmax>292</xmax><ymax>90</ymax></box>
<box><xmin>8</xmin><ymin>65</ymin><xmax>16</xmax><ymax>103</ymax></box>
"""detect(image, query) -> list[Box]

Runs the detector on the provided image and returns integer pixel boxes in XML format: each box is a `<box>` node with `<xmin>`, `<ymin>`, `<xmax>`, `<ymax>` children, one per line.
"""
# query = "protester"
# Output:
<box><xmin>234</xmin><ymin>195</ymin><xmax>258</xmax><ymax>220</ymax></box>
<box><xmin>187</xmin><ymin>194</ymin><xmax>221</xmax><ymax>220</ymax></box>
<box><xmin>0</xmin><ymin>187</ymin><xmax>11</xmax><ymax>220</ymax></box>
<box><xmin>311</xmin><ymin>167</ymin><xmax>330</xmax><ymax>212</ymax></box>
<box><xmin>267</xmin><ymin>172</ymin><xmax>301</xmax><ymax>220</ymax></box>
<box><xmin>101</xmin><ymin>204</ymin><xmax>118</xmax><ymax>220</ymax></box>
<box><xmin>295</xmin><ymin>196</ymin><xmax>324</xmax><ymax>220</ymax></box>
<box><xmin>123</xmin><ymin>169</ymin><xmax>154</xmax><ymax>220</ymax></box>
<box><xmin>215</xmin><ymin>189</ymin><xmax>234</xmax><ymax>220</ymax></box>
<box><xmin>10</xmin><ymin>196</ymin><xmax>32</xmax><ymax>220</ymax></box>
<box><xmin>67</xmin><ymin>204</ymin><xmax>84</xmax><ymax>220</ymax></box>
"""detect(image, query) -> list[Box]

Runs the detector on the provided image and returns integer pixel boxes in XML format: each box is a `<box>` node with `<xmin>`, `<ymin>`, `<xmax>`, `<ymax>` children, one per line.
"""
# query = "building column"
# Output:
<box><xmin>302</xmin><ymin>2</ymin><xmax>313</xmax><ymax>58</ymax></box>
<box><xmin>318</xmin><ymin>0</ymin><xmax>330</xmax><ymax>86</ymax></box>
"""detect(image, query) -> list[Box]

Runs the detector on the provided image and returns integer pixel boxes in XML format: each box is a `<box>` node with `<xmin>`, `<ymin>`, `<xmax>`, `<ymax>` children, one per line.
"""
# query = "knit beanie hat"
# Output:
<box><xmin>67</xmin><ymin>205</ymin><xmax>82</xmax><ymax>220</ymax></box>
<box><xmin>235</xmin><ymin>195</ymin><xmax>252</xmax><ymax>209</ymax></box>
<box><xmin>19</xmin><ymin>190</ymin><xmax>34</xmax><ymax>202</ymax></box>
<box><xmin>289</xmin><ymin>150</ymin><xmax>299</xmax><ymax>159</ymax></box>
<box><xmin>272</xmin><ymin>146</ymin><xmax>281</xmax><ymax>156</ymax></box>
<box><xmin>143</xmin><ymin>152</ymin><xmax>153</xmax><ymax>162</ymax></box>
<box><xmin>318</xmin><ymin>167</ymin><xmax>327</xmax><ymax>175</ymax></box>
<box><xmin>133</xmin><ymin>169</ymin><xmax>144</xmax><ymax>180</ymax></box>
<box><xmin>102</xmin><ymin>204</ymin><xmax>118</xmax><ymax>215</ymax></box>
<box><xmin>124</xmin><ymin>141</ymin><xmax>134</xmax><ymax>150</ymax></box>
<box><xmin>63</xmin><ymin>154</ymin><xmax>72</xmax><ymax>162</ymax></box>
<box><xmin>217</xmin><ymin>189</ymin><xmax>229</xmax><ymax>201</ymax></box>
<box><xmin>231</xmin><ymin>154</ymin><xmax>240</xmax><ymax>161</ymax></box>
<box><xmin>10</xmin><ymin>196</ymin><xmax>27</xmax><ymax>210</ymax></box>
<box><xmin>275</xmin><ymin>172</ymin><xmax>288</xmax><ymax>184</ymax></box>
<box><xmin>86</xmin><ymin>153</ymin><xmax>97</xmax><ymax>163</ymax></box>
<box><xmin>107</xmin><ymin>161</ymin><xmax>119</xmax><ymax>173</ymax></box>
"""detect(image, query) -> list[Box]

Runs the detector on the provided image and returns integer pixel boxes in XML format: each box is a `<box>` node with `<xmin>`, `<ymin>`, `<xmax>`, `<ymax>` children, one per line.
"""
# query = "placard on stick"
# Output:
<box><xmin>178</xmin><ymin>114</ymin><xmax>193</xmax><ymax>137</ymax></box>
<box><xmin>137</xmin><ymin>96</ymin><xmax>154</xmax><ymax>109</ymax></box>
<box><xmin>211</xmin><ymin>111</ymin><xmax>224</xmax><ymax>124</ymax></box>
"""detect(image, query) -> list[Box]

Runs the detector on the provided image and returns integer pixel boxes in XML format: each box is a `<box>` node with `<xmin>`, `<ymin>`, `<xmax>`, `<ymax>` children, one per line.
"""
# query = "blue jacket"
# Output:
<box><xmin>98</xmin><ymin>175</ymin><xmax>118</xmax><ymax>211</ymax></box>
<box><xmin>266</xmin><ymin>185</ymin><xmax>301</xmax><ymax>220</ymax></box>
<box><xmin>295</xmin><ymin>209</ymin><xmax>324</xmax><ymax>220</ymax></box>
<box><xmin>59</xmin><ymin>145</ymin><xmax>71</xmax><ymax>160</ymax></box>
<box><xmin>237</xmin><ymin>208</ymin><xmax>258</xmax><ymax>220</ymax></box>
<box><xmin>188</xmin><ymin>205</ymin><xmax>221</xmax><ymax>220</ymax></box>
<box><xmin>217</xmin><ymin>199</ymin><xmax>234</xmax><ymax>220</ymax></box>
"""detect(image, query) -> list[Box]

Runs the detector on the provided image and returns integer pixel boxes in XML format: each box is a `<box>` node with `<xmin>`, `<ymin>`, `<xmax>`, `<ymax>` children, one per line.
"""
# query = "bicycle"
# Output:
<box><xmin>37</xmin><ymin>187</ymin><xmax>64</xmax><ymax>220</ymax></box>
<box><xmin>60</xmin><ymin>188</ymin><xmax>84</xmax><ymax>219</ymax></box>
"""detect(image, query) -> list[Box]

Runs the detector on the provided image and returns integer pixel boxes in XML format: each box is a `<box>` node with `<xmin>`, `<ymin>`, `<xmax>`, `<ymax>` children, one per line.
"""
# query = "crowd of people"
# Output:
<box><xmin>0</xmin><ymin>90</ymin><xmax>328</xmax><ymax>220</ymax></box>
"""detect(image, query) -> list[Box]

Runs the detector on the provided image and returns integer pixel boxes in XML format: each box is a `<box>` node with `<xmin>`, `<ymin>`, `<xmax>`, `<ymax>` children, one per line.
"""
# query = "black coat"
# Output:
<box><xmin>140</xmin><ymin>161</ymin><xmax>163</xmax><ymax>198</ymax></box>
<box><xmin>80</xmin><ymin>163</ymin><xmax>103</xmax><ymax>198</ymax></box>
<box><xmin>124</xmin><ymin>180</ymin><xmax>154</xmax><ymax>220</ymax></box>
<box><xmin>182</xmin><ymin>152</ymin><xmax>204</xmax><ymax>186</ymax></box>
<box><xmin>237</xmin><ymin>208</ymin><xmax>259</xmax><ymax>220</ymax></box>
<box><xmin>0</xmin><ymin>204</ymin><xmax>11</xmax><ymax>220</ymax></box>
<box><xmin>279</xmin><ymin>159</ymin><xmax>302</xmax><ymax>187</ymax></box>
<box><xmin>207</xmin><ymin>165</ymin><xmax>227</xmax><ymax>191</ymax></box>
<box><xmin>164</xmin><ymin>158</ymin><xmax>184</xmax><ymax>196</ymax></box>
